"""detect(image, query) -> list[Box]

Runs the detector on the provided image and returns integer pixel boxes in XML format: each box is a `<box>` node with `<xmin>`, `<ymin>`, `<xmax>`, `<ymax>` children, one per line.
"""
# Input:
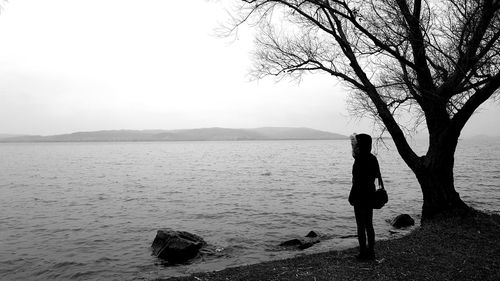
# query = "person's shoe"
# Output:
<box><xmin>355</xmin><ymin>250</ymin><xmax>375</xmax><ymax>261</ymax></box>
<box><xmin>355</xmin><ymin>252</ymin><xmax>368</xmax><ymax>261</ymax></box>
<box><xmin>365</xmin><ymin>250</ymin><xmax>376</xmax><ymax>260</ymax></box>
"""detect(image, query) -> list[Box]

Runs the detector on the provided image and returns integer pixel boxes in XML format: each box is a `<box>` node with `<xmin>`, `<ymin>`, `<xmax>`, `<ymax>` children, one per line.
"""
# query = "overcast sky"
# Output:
<box><xmin>0</xmin><ymin>0</ymin><xmax>498</xmax><ymax>137</ymax></box>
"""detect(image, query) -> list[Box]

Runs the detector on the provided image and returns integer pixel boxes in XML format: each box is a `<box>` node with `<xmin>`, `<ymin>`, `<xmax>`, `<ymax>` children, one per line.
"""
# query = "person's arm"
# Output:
<box><xmin>378</xmin><ymin>175</ymin><xmax>384</xmax><ymax>189</ymax></box>
<box><xmin>374</xmin><ymin>157</ymin><xmax>384</xmax><ymax>189</ymax></box>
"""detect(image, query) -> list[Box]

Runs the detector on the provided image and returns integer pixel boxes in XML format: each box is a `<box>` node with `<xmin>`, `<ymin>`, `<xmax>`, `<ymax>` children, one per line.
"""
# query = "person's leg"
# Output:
<box><xmin>354</xmin><ymin>206</ymin><xmax>367</xmax><ymax>256</ymax></box>
<box><xmin>364</xmin><ymin>208</ymin><xmax>375</xmax><ymax>258</ymax></box>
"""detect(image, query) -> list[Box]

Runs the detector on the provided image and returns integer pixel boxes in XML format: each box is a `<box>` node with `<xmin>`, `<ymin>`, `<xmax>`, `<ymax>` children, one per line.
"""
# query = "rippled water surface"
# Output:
<box><xmin>1</xmin><ymin>140</ymin><xmax>499</xmax><ymax>280</ymax></box>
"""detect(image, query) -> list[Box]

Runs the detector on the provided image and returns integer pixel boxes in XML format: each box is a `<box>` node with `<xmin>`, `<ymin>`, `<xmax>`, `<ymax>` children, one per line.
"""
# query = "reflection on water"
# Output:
<box><xmin>0</xmin><ymin>139</ymin><xmax>498</xmax><ymax>280</ymax></box>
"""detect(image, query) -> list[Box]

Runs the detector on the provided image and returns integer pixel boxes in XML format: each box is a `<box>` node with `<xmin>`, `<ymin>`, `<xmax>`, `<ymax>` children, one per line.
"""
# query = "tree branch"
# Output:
<box><xmin>325</xmin><ymin>5</ymin><xmax>421</xmax><ymax>167</ymax></box>
<box><xmin>451</xmin><ymin>71</ymin><xmax>500</xmax><ymax>133</ymax></box>
<box><xmin>395</xmin><ymin>0</ymin><xmax>436</xmax><ymax>93</ymax></box>
<box><xmin>442</xmin><ymin>0</ymin><xmax>499</xmax><ymax>98</ymax></box>
<box><xmin>322</xmin><ymin>1</ymin><xmax>419</xmax><ymax>70</ymax></box>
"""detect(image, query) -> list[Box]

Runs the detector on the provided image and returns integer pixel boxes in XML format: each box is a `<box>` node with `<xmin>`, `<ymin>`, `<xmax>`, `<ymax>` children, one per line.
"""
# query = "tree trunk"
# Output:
<box><xmin>415</xmin><ymin>164</ymin><xmax>469</xmax><ymax>220</ymax></box>
<box><xmin>414</xmin><ymin>133</ymin><xmax>470</xmax><ymax>221</ymax></box>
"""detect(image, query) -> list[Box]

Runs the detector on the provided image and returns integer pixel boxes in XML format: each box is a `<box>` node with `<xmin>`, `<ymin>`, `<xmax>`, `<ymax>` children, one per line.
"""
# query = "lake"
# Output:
<box><xmin>0</xmin><ymin>139</ymin><xmax>498</xmax><ymax>280</ymax></box>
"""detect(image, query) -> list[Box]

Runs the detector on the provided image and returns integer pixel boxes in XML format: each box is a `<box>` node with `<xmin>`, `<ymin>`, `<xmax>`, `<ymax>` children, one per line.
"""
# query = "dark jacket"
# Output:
<box><xmin>349</xmin><ymin>153</ymin><xmax>380</xmax><ymax>207</ymax></box>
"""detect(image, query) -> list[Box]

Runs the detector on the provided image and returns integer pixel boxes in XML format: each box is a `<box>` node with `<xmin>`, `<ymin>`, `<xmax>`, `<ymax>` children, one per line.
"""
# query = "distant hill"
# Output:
<box><xmin>466</xmin><ymin>134</ymin><xmax>500</xmax><ymax>141</ymax></box>
<box><xmin>0</xmin><ymin>134</ymin><xmax>24</xmax><ymax>139</ymax></box>
<box><xmin>251</xmin><ymin>127</ymin><xmax>342</xmax><ymax>140</ymax></box>
<box><xmin>0</xmin><ymin>127</ymin><xmax>347</xmax><ymax>142</ymax></box>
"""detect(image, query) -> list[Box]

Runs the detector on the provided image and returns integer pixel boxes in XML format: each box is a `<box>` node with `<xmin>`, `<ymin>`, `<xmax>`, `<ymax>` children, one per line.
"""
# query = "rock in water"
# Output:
<box><xmin>151</xmin><ymin>229</ymin><xmax>206</xmax><ymax>263</ymax></box>
<box><xmin>305</xmin><ymin>231</ymin><xmax>318</xmax><ymax>238</ymax></box>
<box><xmin>279</xmin><ymin>238</ymin><xmax>303</xmax><ymax>247</ymax></box>
<box><xmin>391</xmin><ymin>214</ymin><xmax>415</xmax><ymax>228</ymax></box>
<box><xmin>279</xmin><ymin>231</ymin><xmax>321</xmax><ymax>250</ymax></box>
<box><xmin>298</xmin><ymin>242</ymin><xmax>316</xmax><ymax>250</ymax></box>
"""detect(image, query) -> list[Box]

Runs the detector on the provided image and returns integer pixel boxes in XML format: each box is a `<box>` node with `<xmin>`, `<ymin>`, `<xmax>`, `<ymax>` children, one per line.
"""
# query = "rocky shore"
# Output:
<box><xmin>161</xmin><ymin>210</ymin><xmax>499</xmax><ymax>281</ymax></box>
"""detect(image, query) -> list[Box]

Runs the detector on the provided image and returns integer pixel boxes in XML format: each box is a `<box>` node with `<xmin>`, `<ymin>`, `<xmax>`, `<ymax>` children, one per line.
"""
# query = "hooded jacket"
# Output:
<box><xmin>348</xmin><ymin>134</ymin><xmax>381</xmax><ymax>207</ymax></box>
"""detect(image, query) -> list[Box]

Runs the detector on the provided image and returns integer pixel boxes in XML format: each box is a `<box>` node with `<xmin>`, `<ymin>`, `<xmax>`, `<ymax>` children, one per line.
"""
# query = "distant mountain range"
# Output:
<box><xmin>0</xmin><ymin>127</ymin><xmax>348</xmax><ymax>142</ymax></box>
<box><xmin>0</xmin><ymin>134</ymin><xmax>22</xmax><ymax>139</ymax></box>
<box><xmin>467</xmin><ymin>134</ymin><xmax>500</xmax><ymax>141</ymax></box>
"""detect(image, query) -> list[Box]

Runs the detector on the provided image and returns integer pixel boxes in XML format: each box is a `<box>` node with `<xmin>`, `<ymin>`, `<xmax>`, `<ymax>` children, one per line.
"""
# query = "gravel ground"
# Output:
<box><xmin>162</xmin><ymin>210</ymin><xmax>500</xmax><ymax>281</ymax></box>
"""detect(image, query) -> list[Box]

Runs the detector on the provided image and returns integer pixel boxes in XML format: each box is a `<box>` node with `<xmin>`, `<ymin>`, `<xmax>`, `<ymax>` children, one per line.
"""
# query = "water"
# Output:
<box><xmin>0</xmin><ymin>140</ymin><xmax>498</xmax><ymax>280</ymax></box>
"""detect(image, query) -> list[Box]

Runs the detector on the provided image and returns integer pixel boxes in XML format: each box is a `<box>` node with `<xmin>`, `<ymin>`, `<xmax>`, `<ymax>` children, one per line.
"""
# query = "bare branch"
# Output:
<box><xmin>223</xmin><ymin>0</ymin><xmax>500</xmax><ymax>169</ymax></box>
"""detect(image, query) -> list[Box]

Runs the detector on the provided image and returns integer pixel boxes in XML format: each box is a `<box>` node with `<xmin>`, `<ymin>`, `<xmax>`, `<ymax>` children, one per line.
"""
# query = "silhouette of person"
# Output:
<box><xmin>348</xmin><ymin>133</ymin><xmax>384</xmax><ymax>260</ymax></box>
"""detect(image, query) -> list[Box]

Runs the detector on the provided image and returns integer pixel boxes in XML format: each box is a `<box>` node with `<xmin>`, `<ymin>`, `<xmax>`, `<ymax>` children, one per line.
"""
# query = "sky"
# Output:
<box><xmin>0</xmin><ymin>0</ymin><xmax>499</xmax><ymax>137</ymax></box>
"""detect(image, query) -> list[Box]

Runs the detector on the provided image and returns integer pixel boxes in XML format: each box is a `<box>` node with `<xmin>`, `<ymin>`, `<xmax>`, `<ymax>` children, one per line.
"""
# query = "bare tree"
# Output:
<box><xmin>224</xmin><ymin>0</ymin><xmax>500</xmax><ymax>220</ymax></box>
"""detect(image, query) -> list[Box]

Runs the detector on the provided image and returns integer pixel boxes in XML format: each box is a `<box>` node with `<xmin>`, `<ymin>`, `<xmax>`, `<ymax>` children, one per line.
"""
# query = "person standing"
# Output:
<box><xmin>349</xmin><ymin>133</ymin><xmax>384</xmax><ymax>260</ymax></box>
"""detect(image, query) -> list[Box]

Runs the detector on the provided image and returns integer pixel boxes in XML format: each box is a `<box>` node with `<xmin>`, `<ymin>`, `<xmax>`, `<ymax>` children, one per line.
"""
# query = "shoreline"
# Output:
<box><xmin>162</xmin><ymin>211</ymin><xmax>499</xmax><ymax>281</ymax></box>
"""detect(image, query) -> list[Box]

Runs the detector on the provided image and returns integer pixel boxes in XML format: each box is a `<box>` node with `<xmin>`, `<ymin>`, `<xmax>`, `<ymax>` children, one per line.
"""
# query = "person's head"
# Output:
<box><xmin>351</xmin><ymin>133</ymin><xmax>372</xmax><ymax>158</ymax></box>
<box><xmin>356</xmin><ymin>133</ymin><xmax>372</xmax><ymax>155</ymax></box>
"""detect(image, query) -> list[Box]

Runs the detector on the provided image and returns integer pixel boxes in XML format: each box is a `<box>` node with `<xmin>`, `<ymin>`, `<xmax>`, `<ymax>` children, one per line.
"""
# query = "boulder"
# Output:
<box><xmin>298</xmin><ymin>242</ymin><xmax>316</xmax><ymax>250</ymax></box>
<box><xmin>305</xmin><ymin>231</ymin><xmax>318</xmax><ymax>238</ymax></box>
<box><xmin>279</xmin><ymin>231</ymin><xmax>321</xmax><ymax>250</ymax></box>
<box><xmin>151</xmin><ymin>229</ymin><xmax>206</xmax><ymax>263</ymax></box>
<box><xmin>279</xmin><ymin>238</ymin><xmax>303</xmax><ymax>247</ymax></box>
<box><xmin>390</xmin><ymin>214</ymin><xmax>415</xmax><ymax>228</ymax></box>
